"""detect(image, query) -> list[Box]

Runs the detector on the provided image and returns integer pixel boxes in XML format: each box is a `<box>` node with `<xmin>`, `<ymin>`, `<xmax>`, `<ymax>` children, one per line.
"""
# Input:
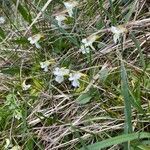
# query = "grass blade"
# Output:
<box><xmin>121</xmin><ymin>62</ymin><xmax>132</xmax><ymax>134</ymax></box>
<box><xmin>130</xmin><ymin>32</ymin><xmax>146</xmax><ymax>69</ymax></box>
<box><xmin>80</xmin><ymin>132</ymin><xmax>150</xmax><ymax>150</ymax></box>
<box><xmin>121</xmin><ymin>62</ymin><xmax>132</xmax><ymax>149</ymax></box>
<box><xmin>0</xmin><ymin>27</ymin><xmax>5</xmax><ymax>39</ymax></box>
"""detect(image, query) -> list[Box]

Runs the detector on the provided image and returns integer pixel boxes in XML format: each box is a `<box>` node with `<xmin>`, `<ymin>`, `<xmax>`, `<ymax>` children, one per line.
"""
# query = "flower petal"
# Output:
<box><xmin>72</xmin><ymin>79</ymin><xmax>80</xmax><ymax>87</ymax></box>
<box><xmin>0</xmin><ymin>17</ymin><xmax>5</xmax><ymax>24</ymax></box>
<box><xmin>35</xmin><ymin>42</ymin><xmax>41</xmax><ymax>49</ymax></box>
<box><xmin>22</xmin><ymin>81</ymin><xmax>31</xmax><ymax>91</ymax></box>
<box><xmin>55</xmin><ymin>76</ymin><xmax>64</xmax><ymax>83</ymax></box>
<box><xmin>64</xmin><ymin>1</ymin><xmax>78</xmax><ymax>17</ymax></box>
<box><xmin>113</xmin><ymin>34</ymin><xmax>119</xmax><ymax>44</ymax></box>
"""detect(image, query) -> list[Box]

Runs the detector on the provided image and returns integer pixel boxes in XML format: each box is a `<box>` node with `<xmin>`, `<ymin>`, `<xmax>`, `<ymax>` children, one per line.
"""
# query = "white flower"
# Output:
<box><xmin>55</xmin><ymin>14</ymin><xmax>67</xmax><ymax>28</ymax></box>
<box><xmin>4</xmin><ymin>138</ymin><xmax>13</xmax><ymax>149</ymax></box>
<box><xmin>40</xmin><ymin>61</ymin><xmax>51</xmax><ymax>72</ymax></box>
<box><xmin>82</xmin><ymin>35</ymin><xmax>98</xmax><ymax>48</ymax></box>
<box><xmin>69</xmin><ymin>72</ymin><xmax>81</xmax><ymax>87</ymax></box>
<box><xmin>22</xmin><ymin>80</ymin><xmax>31</xmax><ymax>91</ymax></box>
<box><xmin>79</xmin><ymin>45</ymin><xmax>90</xmax><ymax>54</ymax></box>
<box><xmin>28</xmin><ymin>34</ymin><xmax>43</xmax><ymax>49</ymax></box>
<box><xmin>64</xmin><ymin>1</ymin><xmax>78</xmax><ymax>17</ymax></box>
<box><xmin>0</xmin><ymin>17</ymin><xmax>5</xmax><ymax>24</ymax></box>
<box><xmin>53</xmin><ymin>67</ymin><xmax>69</xmax><ymax>83</ymax></box>
<box><xmin>110</xmin><ymin>26</ymin><xmax>127</xmax><ymax>44</ymax></box>
<box><xmin>14</xmin><ymin>110</ymin><xmax>22</xmax><ymax>120</ymax></box>
<box><xmin>79</xmin><ymin>35</ymin><xmax>98</xmax><ymax>54</ymax></box>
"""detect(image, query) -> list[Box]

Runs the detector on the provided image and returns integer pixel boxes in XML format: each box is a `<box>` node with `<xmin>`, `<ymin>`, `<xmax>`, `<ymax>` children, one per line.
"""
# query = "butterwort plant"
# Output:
<box><xmin>40</xmin><ymin>59</ymin><xmax>55</xmax><ymax>72</ymax></box>
<box><xmin>110</xmin><ymin>26</ymin><xmax>127</xmax><ymax>44</ymax></box>
<box><xmin>28</xmin><ymin>33</ymin><xmax>44</xmax><ymax>49</ymax></box>
<box><xmin>53</xmin><ymin>67</ymin><xmax>70</xmax><ymax>83</ymax></box>
<box><xmin>63</xmin><ymin>0</ymin><xmax>78</xmax><ymax>17</ymax></box>
<box><xmin>79</xmin><ymin>35</ymin><xmax>99</xmax><ymax>54</ymax></box>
